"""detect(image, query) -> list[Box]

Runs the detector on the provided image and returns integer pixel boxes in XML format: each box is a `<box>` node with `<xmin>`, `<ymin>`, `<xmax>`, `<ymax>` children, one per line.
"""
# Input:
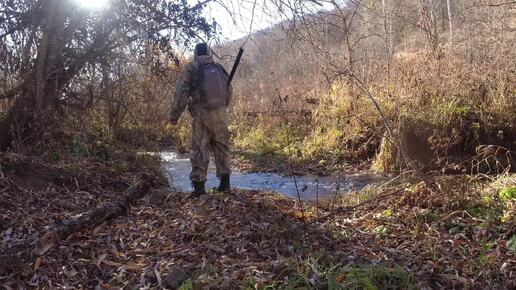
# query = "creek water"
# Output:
<box><xmin>160</xmin><ymin>152</ymin><xmax>388</xmax><ymax>204</ymax></box>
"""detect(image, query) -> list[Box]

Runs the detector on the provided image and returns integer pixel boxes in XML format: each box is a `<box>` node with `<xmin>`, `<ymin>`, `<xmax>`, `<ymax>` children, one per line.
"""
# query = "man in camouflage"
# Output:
<box><xmin>170</xmin><ymin>43</ymin><xmax>231</xmax><ymax>197</ymax></box>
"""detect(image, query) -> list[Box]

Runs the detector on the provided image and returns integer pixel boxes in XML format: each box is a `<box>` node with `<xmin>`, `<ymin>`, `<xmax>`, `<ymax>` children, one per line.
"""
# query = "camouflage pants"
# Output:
<box><xmin>190</xmin><ymin>106</ymin><xmax>231</xmax><ymax>182</ymax></box>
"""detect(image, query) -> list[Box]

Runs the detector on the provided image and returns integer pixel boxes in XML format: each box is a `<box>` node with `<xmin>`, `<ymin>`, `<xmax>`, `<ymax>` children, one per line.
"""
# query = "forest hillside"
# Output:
<box><xmin>214</xmin><ymin>0</ymin><xmax>516</xmax><ymax>175</ymax></box>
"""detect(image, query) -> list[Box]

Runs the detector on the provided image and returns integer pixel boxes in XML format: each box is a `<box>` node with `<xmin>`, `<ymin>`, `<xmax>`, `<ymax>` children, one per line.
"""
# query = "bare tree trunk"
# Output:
<box><xmin>382</xmin><ymin>0</ymin><xmax>389</xmax><ymax>70</ymax></box>
<box><xmin>429</xmin><ymin>0</ymin><xmax>437</xmax><ymax>39</ymax></box>
<box><xmin>447</xmin><ymin>0</ymin><xmax>453</xmax><ymax>49</ymax></box>
<box><xmin>416</xmin><ymin>0</ymin><xmax>440</xmax><ymax>57</ymax></box>
<box><xmin>382</xmin><ymin>0</ymin><xmax>393</xmax><ymax>73</ymax></box>
<box><xmin>0</xmin><ymin>0</ymin><xmax>66</xmax><ymax>150</ymax></box>
<box><xmin>35</xmin><ymin>0</ymin><xmax>66</xmax><ymax>114</ymax></box>
<box><xmin>101</xmin><ymin>62</ymin><xmax>116</xmax><ymax>138</ymax></box>
<box><xmin>343</xmin><ymin>20</ymin><xmax>354</xmax><ymax>76</ymax></box>
<box><xmin>441</xmin><ymin>0</ymin><xmax>446</xmax><ymax>30</ymax></box>
<box><xmin>415</xmin><ymin>0</ymin><xmax>427</xmax><ymax>50</ymax></box>
<box><xmin>388</xmin><ymin>4</ymin><xmax>394</xmax><ymax>59</ymax></box>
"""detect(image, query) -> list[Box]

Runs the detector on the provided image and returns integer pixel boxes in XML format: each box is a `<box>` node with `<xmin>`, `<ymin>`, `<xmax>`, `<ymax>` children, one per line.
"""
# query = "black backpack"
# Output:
<box><xmin>197</xmin><ymin>63</ymin><xmax>229</xmax><ymax>108</ymax></box>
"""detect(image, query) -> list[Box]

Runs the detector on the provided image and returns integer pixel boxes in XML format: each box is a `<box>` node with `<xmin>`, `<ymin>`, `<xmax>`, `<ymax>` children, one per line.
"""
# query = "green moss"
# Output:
<box><xmin>70</xmin><ymin>136</ymin><xmax>85</xmax><ymax>158</ymax></box>
<box><xmin>299</xmin><ymin>126</ymin><xmax>344</xmax><ymax>160</ymax></box>
<box><xmin>499</xmin><ymin>187</ymin><xmax>516</xmax><ymax>201</ymax></box>
<box><xmin>467</xmin><ymin>205</ymin><xmax>490</xmax><ymax>219</ymax></box>
<box><xmin>236</xmin><ymin>127</ymin><xmax>276</xmax><ymax>156</ymax></box>
<box><xmin>508</xmin><ymin>235</ymin><xmax>516</xmax><ymax>254</ymax></box>
<box><xmin>382</xmin><ymin>208</ymin><xmax>393</xmax><ymax>217</ymax></box>
<box><xmin>243</xmin><ymin>252</ymin><xmax>415</xmax><ymax>290</ymax></box>
<box><xmin>448</xmin><ymin>222</ymin><xmax>467</xmax><ymax>235</ymax></box>
<box><xmin>432</xmin><ymin>101</ymin><xmax>472</xmax><ymax>125</ymax></box>
<box><xmin>372</xmin><ymin>225</ymin><xmax>389</xmax><ymax>235</ymax></box>
<box><xmin>91</xmin><ymin>141</ymin><xmax>109</xmax><ymax>161</ymax></box>
<box><xmin>328</xmin><ymin>265</ymin><xmax>417</xmax><ymax>290</ymax></box>
<box><xmin>178</xmin><ymin>279</ymin><xmax>193</xmax><ymax>290</ymax></box>
<box><xmin>234</xmin><ymin>120</ymin><xmax>348</xmax><ymax>163</ymax></box>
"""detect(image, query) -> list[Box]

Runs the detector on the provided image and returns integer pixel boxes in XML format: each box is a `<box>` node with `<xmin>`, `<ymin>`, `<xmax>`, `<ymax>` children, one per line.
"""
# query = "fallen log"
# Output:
<box><xmin>35</xmin><ymin>175</ymin><xmax>153</xmax><ymax>256</ymax></box>
<box><xmin>0</xmin><ymin>174</ymin><xmax>153</xmax><ymax>275</ymax></box>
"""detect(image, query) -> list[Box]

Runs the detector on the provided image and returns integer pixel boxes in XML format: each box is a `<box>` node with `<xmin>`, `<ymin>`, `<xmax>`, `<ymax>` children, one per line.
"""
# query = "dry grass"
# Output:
<box><xmin>224</xmin><ymin>31</ymin><xmax>516</xmax><ymax>173</ymax></box>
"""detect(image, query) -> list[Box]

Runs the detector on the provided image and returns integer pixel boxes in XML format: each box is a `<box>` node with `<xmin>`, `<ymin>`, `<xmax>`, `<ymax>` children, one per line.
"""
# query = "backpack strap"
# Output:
<box><xmin>215</xmin><ymin>63</ymin><xmax>230</xmax><ymax>89</ymax></box>
<box><xmin>217</xmin><ymin>63</ymin><xmax>229</xmax><ymax>77</ymax></box>
<box><xmin>192</xmin><ymin>61</ymin><xmax>206</xmax><ymax>104</ymax></box>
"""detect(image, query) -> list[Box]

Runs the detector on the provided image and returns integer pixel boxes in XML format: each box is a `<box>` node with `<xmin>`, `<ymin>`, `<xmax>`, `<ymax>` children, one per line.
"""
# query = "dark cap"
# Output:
<box><xmin>194</xmin><ymin>43</ymin><xmax>208</xmax><ymax>56</ymax></box>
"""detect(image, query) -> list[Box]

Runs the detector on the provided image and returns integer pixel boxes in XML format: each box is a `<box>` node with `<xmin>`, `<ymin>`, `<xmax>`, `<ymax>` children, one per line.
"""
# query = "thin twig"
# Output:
<box><xmin>315</xmin><ymin>177</ymin><xmax>319</xmax><ymax>219</ymax></box>
<box><xmin>473</xmin><ymin>1</ymin><xmax>516</xmax><ymax>7</ymax></box>
<box><xmin>330</xmin><ymin>177</ymin><xmax>341</xmax><ymax>211</ymax></box>
<box><xmin>292</xmin><ymin>174</ymin><xmax>306</xmax><ymax>221</ymax></box>
<box><xmin>277</xmin><ymin>87</ymin><xmax>306</xmax><ymax>221</ymax></box>
<box><xmin>346</xmin><ymin>72</ymin><xmax>431</xmax><ymax>185</ymax></box>
<box><xmin>283</xmin><ymin>185</ymin><xmax>410</xmax><ymax>233</ymax></box>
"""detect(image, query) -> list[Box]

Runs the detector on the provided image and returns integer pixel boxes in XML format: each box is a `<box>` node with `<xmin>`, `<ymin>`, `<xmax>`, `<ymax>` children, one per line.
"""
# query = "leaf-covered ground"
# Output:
<box><xmin>1</xmin><ymin>149</ymin><xmax>515</xmax><ymax>289</ymax></box>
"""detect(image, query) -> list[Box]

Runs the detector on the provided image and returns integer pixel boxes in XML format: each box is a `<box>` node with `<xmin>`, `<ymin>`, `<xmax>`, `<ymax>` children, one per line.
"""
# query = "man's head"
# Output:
<box><xmin>194</xmin><ymin>43</ymin><xmax>209</xmax><ymax>56</ymax></box>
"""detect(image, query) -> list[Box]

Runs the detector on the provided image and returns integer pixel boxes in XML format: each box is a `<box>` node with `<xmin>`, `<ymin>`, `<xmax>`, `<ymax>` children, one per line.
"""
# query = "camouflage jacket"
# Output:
<box><xmin>170</xmin><ymin>55</ymin><xmax>232</xmax><ymax>121</ymax></box>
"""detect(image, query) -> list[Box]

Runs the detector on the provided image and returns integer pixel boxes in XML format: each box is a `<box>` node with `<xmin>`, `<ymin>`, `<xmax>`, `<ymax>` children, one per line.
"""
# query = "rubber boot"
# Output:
<box><xmin>217</xmin><ymin>174</ymin><xmax>231</xmax><ymax>193</ymax></box>
<box><xmin>191</xmin><ymin>181</ymin><xmax>207</xmax><ymax>198</ymax></box>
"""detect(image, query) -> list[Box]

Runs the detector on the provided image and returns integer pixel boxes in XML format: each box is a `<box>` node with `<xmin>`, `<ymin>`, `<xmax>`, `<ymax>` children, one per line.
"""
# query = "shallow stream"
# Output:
<box><xmin>161</xmin><ymin>152</ymin><xmax>388</xmax><ymax>204</ymax></box>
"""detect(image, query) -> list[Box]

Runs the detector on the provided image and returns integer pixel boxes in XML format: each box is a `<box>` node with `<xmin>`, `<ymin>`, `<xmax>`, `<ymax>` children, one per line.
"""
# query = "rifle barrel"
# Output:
<box><xmin>227</xmin><ymin>48</ymin><xmax>244</xmax><ymax>86</ymax></box>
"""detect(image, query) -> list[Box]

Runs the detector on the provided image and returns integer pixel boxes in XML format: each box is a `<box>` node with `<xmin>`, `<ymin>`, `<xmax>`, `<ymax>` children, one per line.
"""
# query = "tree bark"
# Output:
<box><xmin>0</xmin><ymin>0</ymin><xmax>67</xmax><ymax>151</ymax></box>
<box><xmin>382</xmin><ymin>0</ymin><xmax>392</xmax><ymax>72</ymax></box>
<box><xmin>34</xmin><ymin>176</ymin><xmax>153</xmax><ymax>256</ymax></box>
<box><xmin>447</xmin><ymin>0</ymin><xmax>453</xmax><ymax>49</ymax></box>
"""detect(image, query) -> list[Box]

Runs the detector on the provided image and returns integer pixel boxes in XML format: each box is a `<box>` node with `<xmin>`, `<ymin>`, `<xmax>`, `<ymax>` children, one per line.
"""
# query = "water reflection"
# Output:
<box><xmin>160</xmin><ymin>152</ymin><xmax>387</xmax><ymax>204</ymax></box>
